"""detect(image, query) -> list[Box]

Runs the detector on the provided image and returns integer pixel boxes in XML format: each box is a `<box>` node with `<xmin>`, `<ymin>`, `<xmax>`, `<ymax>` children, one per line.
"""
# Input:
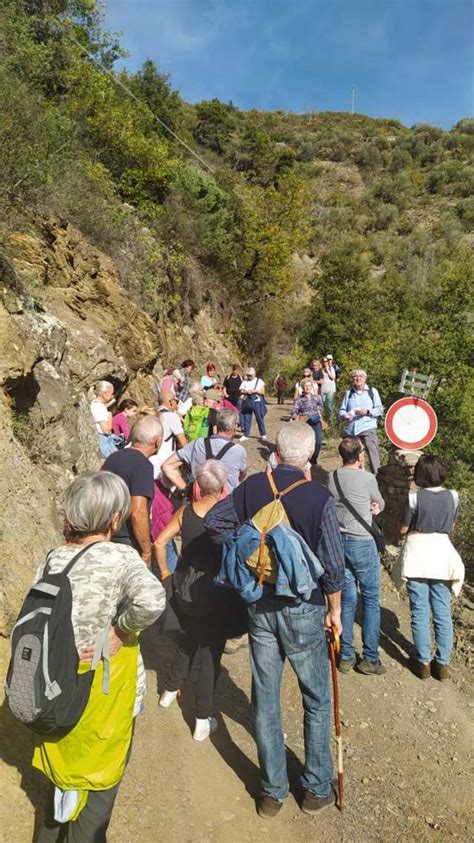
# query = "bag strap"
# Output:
<box><xmin>204</xmin><ymin>438</ymin><xmax>235</xmax><ymax>461</ymax></box>
<box><xmin>267</xmin><ymin>471</ymin><xmax>309</xmax><ymax>500</ymax></box>
<box><xmin>61</xmin><ymin>541</ymin><xmax>103</xmax><ymax>578</ymax></box>
<box><xmin>348</xmin><ymin>386</ymin><xmax>375</xmax><ymax>406</ymax></box>
<box><xmin>333</xmin><ymin>471</ymin><xmax>378</xmax><ymax>542</ymax></box>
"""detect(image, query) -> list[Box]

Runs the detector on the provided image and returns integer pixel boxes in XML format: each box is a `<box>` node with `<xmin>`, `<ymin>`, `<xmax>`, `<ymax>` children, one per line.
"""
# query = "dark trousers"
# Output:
<box><xmin>277</xmin><ymin>390</ymin><xmax>285</xmax><ymax>405</ymax></box>
<box><xmin>166</xmin><ymin>617</ymin><xmax>226</xmax><ymax>718</ymax></box>
<box><xmin>36</xmin><ymin>782</ymin><xmax>120</xmax><ymax>843</ymax></box>
<box><xmin>307</xmin><ymin>419</ymin><xmax>323</xmax><ymax>463</ymax></box>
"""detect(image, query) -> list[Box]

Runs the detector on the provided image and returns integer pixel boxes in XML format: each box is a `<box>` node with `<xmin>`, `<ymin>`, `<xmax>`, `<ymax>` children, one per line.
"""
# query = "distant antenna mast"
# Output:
<box><xmin>351</xmin><ymin>85</ymin><xmax>357</xmax><ymax>114</ymax></box>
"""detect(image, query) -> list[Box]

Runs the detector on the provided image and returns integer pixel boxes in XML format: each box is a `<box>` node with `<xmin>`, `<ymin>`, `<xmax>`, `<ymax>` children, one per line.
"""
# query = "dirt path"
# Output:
<box><xmin>1</xmin><ymin>401</ymin><xmax>473</xmax><ymax>842</ymax></box>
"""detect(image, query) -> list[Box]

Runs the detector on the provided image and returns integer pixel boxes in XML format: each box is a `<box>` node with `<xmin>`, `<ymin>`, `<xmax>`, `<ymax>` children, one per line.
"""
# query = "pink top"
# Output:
<box><xmin>160</xmin><ymin>376</ymin><xmax>176</xmax><ymax>394</ymax></box>
<box><xmin>112</xmin><ymin>412</ymin><xmax>130</xmax><ymax>438</ymax></box>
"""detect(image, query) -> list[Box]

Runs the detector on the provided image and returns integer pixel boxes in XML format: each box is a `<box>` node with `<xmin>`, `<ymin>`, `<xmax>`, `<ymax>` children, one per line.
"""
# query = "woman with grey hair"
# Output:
<box><xmin>32</xmin><ymin>471</ymin><xmax>165</xmax><ymax>842</ymax></box>
<box><xmin>239</xmin><ymin>366</ymin><xmax>267</xmax><ymax>442</ymax></box>
<box><xmin>155</xmin><ymin>459</ymin><xmax>234</xmax><ymax>741</ymax></box>
<box><xmin>90</xmin><ymin>380</ymin><xmax>118</xmax><ymax>458</ymax></box>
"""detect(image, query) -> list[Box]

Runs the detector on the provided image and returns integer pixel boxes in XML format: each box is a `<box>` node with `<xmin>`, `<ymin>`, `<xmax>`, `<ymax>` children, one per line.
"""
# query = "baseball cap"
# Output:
<box><xmin>326</xmin><ymin>354</ymin><xmax>333</xmax><ymax>359</ymax></box>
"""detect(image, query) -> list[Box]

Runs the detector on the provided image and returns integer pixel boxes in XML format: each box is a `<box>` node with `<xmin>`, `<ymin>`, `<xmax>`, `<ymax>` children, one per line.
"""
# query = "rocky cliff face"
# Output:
<box><xmin>0</xmin><ymin>216</ymin><xmax>237</xmax><ymax>634</ymax></box>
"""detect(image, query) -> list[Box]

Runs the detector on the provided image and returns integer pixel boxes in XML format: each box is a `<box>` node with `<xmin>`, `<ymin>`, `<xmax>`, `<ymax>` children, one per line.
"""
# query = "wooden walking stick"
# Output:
<box><xmin>326</xmin><ymin>624</ymin><xmax>344</xmax><ymax>810</ymax></box>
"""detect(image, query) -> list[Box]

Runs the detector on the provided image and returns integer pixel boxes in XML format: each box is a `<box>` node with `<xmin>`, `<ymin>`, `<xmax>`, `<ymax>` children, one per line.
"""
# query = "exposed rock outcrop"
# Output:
<box><xmin>0</xmin><ymin>216</ymin><xmax>238</xmax><ymax>633</ymax></box>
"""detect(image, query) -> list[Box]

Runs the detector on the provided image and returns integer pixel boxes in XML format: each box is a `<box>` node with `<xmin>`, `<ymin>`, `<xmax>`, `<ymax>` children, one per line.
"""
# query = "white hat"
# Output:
<box><xmin>326</xmin><ymin>354</ymin><xmax>333</xmax><ymax>359</ymax></box>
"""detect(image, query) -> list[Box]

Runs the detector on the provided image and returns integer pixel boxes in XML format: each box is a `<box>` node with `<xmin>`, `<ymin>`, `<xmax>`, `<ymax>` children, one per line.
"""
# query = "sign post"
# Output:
<box><xmin>385</xmin><ymin>396</ymin><xmax>437</xmax><ymax>450</ymax></box>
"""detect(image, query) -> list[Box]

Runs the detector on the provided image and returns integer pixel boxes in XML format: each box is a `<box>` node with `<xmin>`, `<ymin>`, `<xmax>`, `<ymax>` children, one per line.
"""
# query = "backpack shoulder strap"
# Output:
<box><xmin>215</xmin><ymin>440</ymin><xmax>235</xmax><ymax>460</ymax></box>
<box><xmin>204</xmin><ymin>438</ymin><xmax>213</xmax><ymax>460</ymax></box>
<box><xmin>368</xmin><ymin>386</ymin><xmax>374</xmax><ymax>405</ymax></box>
<box><xmin>266</xmin><ymin>471</ymin><xmax>308</xmax><ymax>499</ymax></box>
<box><xmin>61</xmin><ymin>541</ymin><xmax>104</xmax><ymax>578</ymax></box>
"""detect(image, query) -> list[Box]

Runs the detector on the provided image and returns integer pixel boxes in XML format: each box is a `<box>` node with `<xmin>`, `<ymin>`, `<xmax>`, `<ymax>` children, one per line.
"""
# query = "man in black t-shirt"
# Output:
<box><xmin>103</xmin><ymin>415</ymin><xmax>162</xmax><ymax>565</ymax></box>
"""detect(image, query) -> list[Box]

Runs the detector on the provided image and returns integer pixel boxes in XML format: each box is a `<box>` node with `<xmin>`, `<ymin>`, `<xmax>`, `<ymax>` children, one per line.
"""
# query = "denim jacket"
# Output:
<box><xmin>215</xmin><ymin>521</ymin><xmax>324</xmax><ymax>604</ymax></box>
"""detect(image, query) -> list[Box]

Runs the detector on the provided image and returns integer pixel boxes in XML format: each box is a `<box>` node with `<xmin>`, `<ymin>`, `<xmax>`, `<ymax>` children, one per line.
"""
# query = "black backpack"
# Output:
<box><xmin>204</xmin><ymin>438</ymin><xmax>235</xmax><ymax>461</ymax></box>
<box><xmin>348</xmin><ymin>385</ymin><xmax>376</xmax><ymax>404</ymax></box>
<box><xmin>5</xmin><ymin>543</ymin><xmax>107</xmax><ymax>738</ymax></box>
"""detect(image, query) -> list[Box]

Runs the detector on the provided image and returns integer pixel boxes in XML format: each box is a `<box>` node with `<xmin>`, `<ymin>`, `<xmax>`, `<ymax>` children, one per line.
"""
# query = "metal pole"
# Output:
<box><xmin>351</xmin><ymin>85</ymin><xmax>356</xmax><ymax>114</ymax></box>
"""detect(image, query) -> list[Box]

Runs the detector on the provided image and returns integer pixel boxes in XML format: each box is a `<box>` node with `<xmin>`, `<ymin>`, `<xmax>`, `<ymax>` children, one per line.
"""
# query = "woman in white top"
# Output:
<box><xmin>400</xmin><ymin>455</ymin><xmax>464</xmax><ymax>681</ymax></box>
<box><xmin>90</xmin><ymin>381</ymin><xmax>117</xmax><ymax>458</ymax></box>
<box><xmin>239</xmin><ymin>367</ymin><xmax>267</xmax><ymax>441</ymax></box>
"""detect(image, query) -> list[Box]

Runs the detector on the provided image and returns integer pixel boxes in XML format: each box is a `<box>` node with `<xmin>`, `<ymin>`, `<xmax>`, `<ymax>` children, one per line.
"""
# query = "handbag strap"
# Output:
<box><xmin>333</xmin><ymin>471</ymin><xmax>379</xmax><ymax>543</ymax></box>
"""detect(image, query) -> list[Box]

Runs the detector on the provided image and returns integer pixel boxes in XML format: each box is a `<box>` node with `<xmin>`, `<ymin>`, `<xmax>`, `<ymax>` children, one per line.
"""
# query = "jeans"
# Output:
<box><xmin>248</xmin><ymin>596</ymin><xmax>332</xmax><ymax>800</ymax></box>
<box><xmin>97</xmin><ymin>433</ymin><xmax>117</xmax><ymax>458</ymax></box>
<box><xmin>406</xmin><ymin>579</ymin><xmax>453</xmax><ymax>665</ymax></box>
<box><xmin>340</xmin><ymin>536</ymin><xmax>381</xmax><ymax>663</ymax></box>
<box><xmin>166</xmin><ymin>539</ymin><xmax>179</xmax><ymax>573</ymax></box>
<box><xmin>307</xmin><ymin>418</ymin><xmax>322</xmax><ymax>462</ymax></box>
<box><xmin>166</xmin><ymin>615</ymin><xmax>226</xmax><ymax>718</ymax></box>
<box><xmin>241</xmin><ymin>399</ymin><xmax>267</xmax><ymax>437</ymax></box>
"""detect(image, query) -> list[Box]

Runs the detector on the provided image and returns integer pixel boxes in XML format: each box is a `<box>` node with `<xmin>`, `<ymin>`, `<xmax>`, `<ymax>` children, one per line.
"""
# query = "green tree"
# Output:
<box><xmin>194</xmin><ymin>99</ymin><xmax>236</xmax><ymax>154</ymax></box>
<box><xmin>131</xmin><ymin>59</ymin><xmax>184</xmax><ymax>135</ymax></box>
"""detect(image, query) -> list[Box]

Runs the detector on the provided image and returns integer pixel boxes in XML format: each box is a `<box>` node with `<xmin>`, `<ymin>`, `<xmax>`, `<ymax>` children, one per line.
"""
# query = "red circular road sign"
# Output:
<box><xmin>385</xmin><ymin>397</ymin><xmax>438</xmax><ymax>450</ymax></box>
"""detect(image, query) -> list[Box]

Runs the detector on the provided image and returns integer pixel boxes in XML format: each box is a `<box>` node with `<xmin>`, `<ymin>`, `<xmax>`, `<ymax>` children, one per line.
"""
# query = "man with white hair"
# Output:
<box><xmin>231</xmin><ymin>423</ymin><xmax>344</xmax><ymax>819</ymax></box>
<box><xmin>338</xmin><ymin>369</ymin><xmax>384</xmax><ymax>474</ymax></box>
<box><xmin>102</xmin><ymin>415</ymin><xmax>163</xmax><ymax>564</ymax></box>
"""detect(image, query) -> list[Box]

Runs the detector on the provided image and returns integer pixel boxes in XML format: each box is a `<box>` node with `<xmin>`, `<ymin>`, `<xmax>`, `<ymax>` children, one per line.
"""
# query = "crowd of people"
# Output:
<box><xmin>6</xmin><ymin>356</ymin><xmax>465</xmax><ymax>841</ymax></box>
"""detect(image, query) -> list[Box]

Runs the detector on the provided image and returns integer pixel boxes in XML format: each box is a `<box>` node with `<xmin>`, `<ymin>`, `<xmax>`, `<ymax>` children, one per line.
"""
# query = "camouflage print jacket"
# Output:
<box><xmin>35</xmin><ymin>541</ymin><xmax>165</xmax><ymax>707</ymax></box>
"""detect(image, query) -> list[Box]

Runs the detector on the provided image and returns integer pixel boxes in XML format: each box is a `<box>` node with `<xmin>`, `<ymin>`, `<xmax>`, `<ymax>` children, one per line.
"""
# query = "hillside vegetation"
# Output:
<box><xmin>0</xmin><ymin>0</ymin><xmax>472</xmax><ymax>561</ymax></box>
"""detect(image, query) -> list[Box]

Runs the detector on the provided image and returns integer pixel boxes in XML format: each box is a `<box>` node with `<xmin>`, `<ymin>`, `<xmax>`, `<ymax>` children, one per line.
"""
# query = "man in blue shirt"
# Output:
<box><xmin>338</xmin><ymin>369</ymin><xmax>384</xmax><ymax>474</ymax></box>
<box><xmin>232</xmin><ymin>423</ymin><xmax>344</xmax><ymax>819</ymax></box>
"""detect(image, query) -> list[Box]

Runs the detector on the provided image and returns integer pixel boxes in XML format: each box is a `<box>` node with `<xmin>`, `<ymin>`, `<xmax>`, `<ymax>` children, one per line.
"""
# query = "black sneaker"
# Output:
<box><xmin>354</xmin><ymin>658</ymin><xmax>386</xmax><ymax>676</ymax></box>
<box><xmin>301</xmin><ymin>789</ymin><xmax>336</xmax><ymax>815</ymax></box>
<box><xmin>256</xmin><ymin>794</ymin><xmax>283</xmax><ymax>818</ymax></box>
<box><xmin>337</xmin><ymin>656</ymin><xmax>356</xmax><ymax>674</ymax></box>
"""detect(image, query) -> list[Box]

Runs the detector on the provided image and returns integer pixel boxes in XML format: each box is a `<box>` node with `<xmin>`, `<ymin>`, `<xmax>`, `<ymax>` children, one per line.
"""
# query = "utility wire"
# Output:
<box><xmin>61</xmin><ymin>22</ymin><xmax>215</xmax><ymax>174</ymax></box>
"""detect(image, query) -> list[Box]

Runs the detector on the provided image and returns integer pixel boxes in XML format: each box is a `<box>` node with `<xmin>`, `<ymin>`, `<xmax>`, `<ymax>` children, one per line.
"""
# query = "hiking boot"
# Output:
<box><xmin>239</xmin><ymin>435</ymin><xmax>249</xmax><ymax>442</ymax></box>
<box><xmin>224</xmin><ymin>634</ymin><xmax>249</xmax><ymax>655</ymax></box>
<box><xmin>431</xmin><ymin>661</ymin><xmax>449</xmax><ymax>681</ymax></box>
<box><xmin>355</xmin><ymin>658</ymin><xmax>386</xmax><ymax>676</ymax></box>
<box><xmin>337</xmin><ymin>656</ymin><xmax>356</xmax><ymax>674</ymax></box>
<box><xmin>256</xmin><ymin>794</ymin><xmax>283</xmax><ymax>818</ymax></box>
<box><xmin>193</xmin><ymin>716</ymin><xmax>217</xmax><ymax>742</ymax></box>
<box><xmin>159</xmin><ymin>689</ymin><xmax>179</xmax><ymax>708</ymax></box>
<box><xmin>301</xmin><ymin>789</ymin><xmax>336</xmax><ymax>815</ymax></box>
<box><xmin>413</xmin><ymin>661</ymin><xmax>431</xmax><ymax>680</ymax></box>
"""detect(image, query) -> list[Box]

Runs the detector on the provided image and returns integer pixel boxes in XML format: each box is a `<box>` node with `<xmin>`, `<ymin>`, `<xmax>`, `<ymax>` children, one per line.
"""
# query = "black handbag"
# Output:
<box><xmin>333</xmin><ymin>471</ymin><xmax>386</xmax><ymax>554</ymax></box>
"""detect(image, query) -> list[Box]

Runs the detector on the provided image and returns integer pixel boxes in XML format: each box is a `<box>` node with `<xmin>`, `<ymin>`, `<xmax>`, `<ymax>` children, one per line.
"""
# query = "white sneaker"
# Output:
<box><xmin>159</xmin><ymin>690</ymin><xmax>179</xmax><ymax>708</ymax></box>
<box><xmin>193</xmin><ymin>716</ymin><xmax>217</xmax><ymax>741</ymax></box>
<box><xmin>239</xmin><ymin>435</ymin><xmax>249</xmax><ymax>442</ymax></box>
<box><xmin>261</xmin><ymin>435</ymin><xmax>268</xmax><ymax>441</ymax></box>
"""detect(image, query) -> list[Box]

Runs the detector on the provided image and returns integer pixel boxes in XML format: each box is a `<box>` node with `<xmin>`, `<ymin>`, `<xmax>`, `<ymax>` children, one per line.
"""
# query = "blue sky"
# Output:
<box><xmin>104</xmin><ymin>0</ymin><xmax>473</xmax><ymax>129</ymax></box>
